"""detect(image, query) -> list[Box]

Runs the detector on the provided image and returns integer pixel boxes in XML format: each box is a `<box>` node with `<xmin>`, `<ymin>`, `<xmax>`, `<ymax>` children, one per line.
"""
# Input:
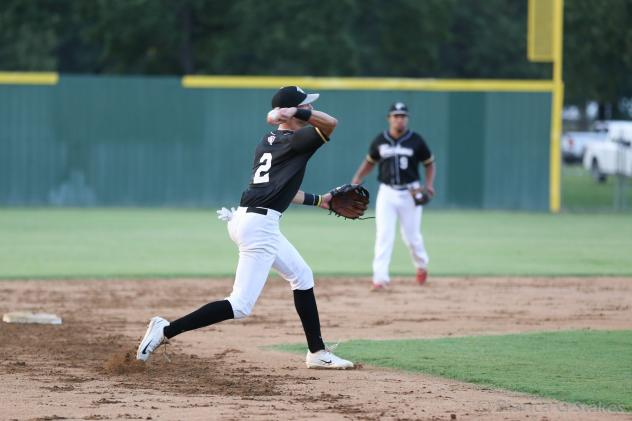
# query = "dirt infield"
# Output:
<box><xmin>1</xmin><ymin>277</ymin><xmax>631</xmax><ymax>420</ymax></box>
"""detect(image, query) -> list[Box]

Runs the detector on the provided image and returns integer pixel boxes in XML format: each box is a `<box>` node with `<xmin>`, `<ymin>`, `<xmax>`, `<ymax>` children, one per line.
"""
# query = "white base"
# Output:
<box><xmin>2</xmin><ymin>311</ymin><xmax>62</xmax><ymax>325</ymax></box>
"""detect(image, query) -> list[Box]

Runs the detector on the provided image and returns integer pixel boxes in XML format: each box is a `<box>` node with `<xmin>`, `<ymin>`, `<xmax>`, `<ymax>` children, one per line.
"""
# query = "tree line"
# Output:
<box><xmin>1</xmin><ymin>0</ymin><xmax>631</xmax><ymax>118</ymax></box>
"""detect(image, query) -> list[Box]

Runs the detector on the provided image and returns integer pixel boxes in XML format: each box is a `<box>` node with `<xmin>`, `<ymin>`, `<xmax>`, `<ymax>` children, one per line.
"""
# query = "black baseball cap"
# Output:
<box><xmin>271</xmin><ymin>86</ymin><xmax>320</xmax><ymax>108</ymax></box>
<box><xmin>388</xmin><ymin>102</ymin><xmax>409</xmax><ymax>116</ymax></box>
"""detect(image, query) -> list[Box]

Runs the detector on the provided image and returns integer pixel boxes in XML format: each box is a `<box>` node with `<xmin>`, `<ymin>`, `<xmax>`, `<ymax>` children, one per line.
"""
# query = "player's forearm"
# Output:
<box><xmin>291</xmin><ymin>191</ymin><xmax>305</xmax><ymax>204</ymax></box>
<box><xmin>268</xmin><ymin>108</ymin><xmax>337</xmax><ymax>137</ymax></box>
<box><xmin>352</xmin><ymin>160</ymin><xmax>375</xmax><ymax>184</ymax></box>
<box><xmin>424</xmin><ymin>162</ymin><xmax>436</xmax><ymax>188</ymax></box>
<box><xmin>307</xmin><ymin>110</ymin><xmax>337</xmax><ymax>138</ymax></box>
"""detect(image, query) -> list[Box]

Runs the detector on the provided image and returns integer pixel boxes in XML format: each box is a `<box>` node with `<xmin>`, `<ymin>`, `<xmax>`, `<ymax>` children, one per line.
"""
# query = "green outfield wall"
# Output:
<box><xmin>0</xmin><ymin>75</ymin><xmax>551</xmax><ymax>209</ymax></box>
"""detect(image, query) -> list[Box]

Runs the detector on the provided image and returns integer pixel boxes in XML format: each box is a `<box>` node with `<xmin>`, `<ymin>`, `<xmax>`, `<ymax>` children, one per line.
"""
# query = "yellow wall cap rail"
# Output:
<box><xmin>0</xmin><ymin>72</ymin><xmax>59</xmax><ymax>85</ymax></box>
<box><xmin>183</xmin><ymin>75</ymin><xmax>554</xmax><ymax>92</ymax></box>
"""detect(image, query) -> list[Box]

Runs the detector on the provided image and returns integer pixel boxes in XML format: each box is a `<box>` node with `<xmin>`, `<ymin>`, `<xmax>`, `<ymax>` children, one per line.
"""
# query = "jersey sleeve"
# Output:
<box><xmin>289</xmin><ymin>126</ymin><xmax>328</xmax><ymax>153</ymax></box>
<box><xmin>416</xmin><ymin>135</ymin><xmax>434</xmax><ymax>166</ymax></box>
<box><xmin>367</xmin><ymin>135</ymin><xmax>382</xmax><ymax>164</ymax></box>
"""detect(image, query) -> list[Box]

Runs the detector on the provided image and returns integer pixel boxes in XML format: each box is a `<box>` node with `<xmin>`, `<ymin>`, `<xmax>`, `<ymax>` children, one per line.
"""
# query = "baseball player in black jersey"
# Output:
<box><xmin>352</xmin><ymin>102</ymin><xmax>436</xmax><ymax>290</ymax></box>
<box><xmin>136</xmin><ymin>86</ymin><xmax>353</xmax><ymax>369</ymax></box>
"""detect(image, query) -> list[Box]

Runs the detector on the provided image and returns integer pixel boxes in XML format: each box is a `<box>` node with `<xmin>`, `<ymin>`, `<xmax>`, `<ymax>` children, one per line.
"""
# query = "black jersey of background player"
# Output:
<box><xmin>240</xmin><ymin>126</ymin><xmax>328</xmax><ymax>213</ymax></box>
<box><xmin>367</xmin><ymin>130</ymin><xmax>434</xmax><ymax>186</ymax></box>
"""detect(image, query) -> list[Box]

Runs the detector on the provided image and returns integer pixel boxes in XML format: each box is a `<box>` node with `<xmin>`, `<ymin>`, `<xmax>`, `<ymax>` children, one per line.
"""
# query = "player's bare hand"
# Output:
<box><xmin>424</xmin><ymin>185</ymin><xmax>435</xmax><ymax>197</ymax></box>
<box><xmin>267</xmin><ymin>107</ymin><xmax>299</xmax><ymax>125</ymax></box>
<box><xmin>278</xmin><ymin>107</ymin><xmax>297</xmax><ymax>120</ymax></box>
<box><xmin>319</xmin><ymin>193</ymin><xmax>332</xmax><ymax>210</ymax></box>
<box><xmin>267</xmin><ymin>108</ymin><xmax>287</xmax><ymax>125</ymax></box>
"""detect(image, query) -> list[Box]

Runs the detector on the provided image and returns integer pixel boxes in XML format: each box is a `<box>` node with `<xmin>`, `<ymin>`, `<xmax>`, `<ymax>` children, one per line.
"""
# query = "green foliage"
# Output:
<box><xmin>440</xmin><ymin>0</ymin><xmax>548</xmax><ymax>79</ymax></box>
<box><xmin>1</xmin><ymin>0</ymin><xmax>631</xmax><ymax>113</ymax></box>
<box><xmin>275</xmin><ymin>330</ymin><xmax>632</xmax><ymax>411</ymax></box>
<box><xmin>0</xmin><ymin>0</ymin><xmax>58</xmax><ymax>70</ymax></box>
<box><xmin>564</xmin><ymin>0</ymin><xmax>632</xmax><ymax>114</ymax></box>
<box><xmin>0</xmin><ymin>208</ymin><xmax>630</xmax><ymax>278</ymax></box>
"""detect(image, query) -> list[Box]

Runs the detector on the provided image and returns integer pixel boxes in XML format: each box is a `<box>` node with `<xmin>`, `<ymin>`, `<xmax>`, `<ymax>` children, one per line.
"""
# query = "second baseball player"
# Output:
<box><xmin>352</xmin><ymin>102</ymin><xmax>436</xmax><ymax>290</ymax></box>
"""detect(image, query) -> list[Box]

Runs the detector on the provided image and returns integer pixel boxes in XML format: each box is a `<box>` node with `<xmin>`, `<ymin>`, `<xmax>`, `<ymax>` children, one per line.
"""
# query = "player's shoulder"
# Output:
<box><xmin>371</xmin><ymin>131</ymin><xmax>387</xmax><ymax>143</ymax></box>
<box><xmin>409</xmin><ymin>131</ymin><xmax>432</xmax><ymax>156</ymax></box>
<box><xmin>409</xmin><ymin>130</ymin><xmax>428</xmax><ymax>143</ymax></box>
<box><xmin>261</xmin><ymin>130</ymin><xmax>292</xmax><ymax>145</ymax></box>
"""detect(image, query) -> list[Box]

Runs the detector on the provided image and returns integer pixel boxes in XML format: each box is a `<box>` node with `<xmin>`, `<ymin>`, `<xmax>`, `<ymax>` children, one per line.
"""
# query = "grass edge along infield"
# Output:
<box><xmin>271</xmin><ymin>330</ymin><xmax>632</xmax><ymax>412</ymax></box>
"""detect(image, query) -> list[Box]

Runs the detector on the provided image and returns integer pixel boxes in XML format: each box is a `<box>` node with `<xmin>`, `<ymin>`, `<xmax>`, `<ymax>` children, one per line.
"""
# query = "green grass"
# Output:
<box><xmin>1</xmin><ymin>208</ymin><xmax>631</xmax><ymax>278</ymax></box>
<box><xmin>562</xmin><ymin>164</ymin><xmax>632</xmax><ymax>211</ymax></box>
<box><xmin>274</xmin><ymin>330</ymin><xmax>632</xmax><ymax>412</ymax></box>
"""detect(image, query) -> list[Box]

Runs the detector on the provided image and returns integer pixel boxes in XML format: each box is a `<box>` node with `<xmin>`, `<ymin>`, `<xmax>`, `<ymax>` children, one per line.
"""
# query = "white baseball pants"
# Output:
<box><xmin>373</xmin><ymin>184</ymin><xmax>429</xmax><ymax>285</ymax></box>
<box><xmin>226</xmin><ymin>207</ymin><xmax>314</xmax><ymax>319</ymax></box>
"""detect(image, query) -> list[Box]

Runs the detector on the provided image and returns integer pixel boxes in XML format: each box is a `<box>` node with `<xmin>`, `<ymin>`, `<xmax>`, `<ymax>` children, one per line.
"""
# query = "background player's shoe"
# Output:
<box><xmin>136</xmin><ymin>316</ymin><xmax>170</xmax><ymax>361</ymax></box>
<box><xmin>370</xmin><ymin>282</ymin><xmax>388</xmax><ymax>292</ymax></box>
<box><xmin>306</xmin><ymin>349</ymin><xmax>354</xmax><ymax>369</ymax></box>
<box><xmin>416</xmin><ymin>268</ymin><xmax>428</xmax><ymax>285</ymax></box>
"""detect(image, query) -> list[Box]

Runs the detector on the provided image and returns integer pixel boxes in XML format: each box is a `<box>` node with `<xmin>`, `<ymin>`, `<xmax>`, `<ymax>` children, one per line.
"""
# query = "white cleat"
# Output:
<box><xmin>306</xmin><ymin>349</ymin><xmax>354</xmax><ymax>369</ymax></box>
<box><xmin>136</xmin><ymin>316</ymin><xmax>170</xmax><ymax>361</ymax></box>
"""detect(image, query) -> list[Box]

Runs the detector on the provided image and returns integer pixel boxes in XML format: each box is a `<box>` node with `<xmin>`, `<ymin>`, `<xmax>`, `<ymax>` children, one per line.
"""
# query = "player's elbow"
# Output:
<box><xmin>323</xmin><ymin>117</ymin><xmax>338</xmax><ymax>137</ymax></box>
<box><xmin>331</xmin><ymin>118</ymin><xmax>339</xmax><ymax>133</ymax></box>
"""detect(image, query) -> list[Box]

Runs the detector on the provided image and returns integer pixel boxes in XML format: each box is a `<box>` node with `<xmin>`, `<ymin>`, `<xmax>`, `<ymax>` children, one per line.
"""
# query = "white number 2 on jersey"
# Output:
<box><xmin>253</xmin><ymin>152</ymin><xmax>272</xmax><ymax>184</ymax></box>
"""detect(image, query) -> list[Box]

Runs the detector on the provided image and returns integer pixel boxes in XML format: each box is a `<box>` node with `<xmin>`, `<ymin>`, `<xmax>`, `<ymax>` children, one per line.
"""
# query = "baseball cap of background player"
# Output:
<box><xmin>388</xmin><ymin>102</ymin><xmax>409</xmax><ymax>116</ymax></box>
<box><xmin>271</xmin><ymin>86</ymin><xmax>320</xmax><ymax>108</ymax></box>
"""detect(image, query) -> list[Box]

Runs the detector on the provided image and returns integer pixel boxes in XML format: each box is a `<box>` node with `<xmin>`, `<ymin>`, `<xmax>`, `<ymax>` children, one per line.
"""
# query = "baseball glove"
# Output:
<box><xmin>328</xmin><ymin>184</ymin><xmax>370</xmax><ymax>219</ymax></box>
<box><xmin>410</xmin><ymin>186</ymin><xmax>433</xmax><ymax>206</ymax></box>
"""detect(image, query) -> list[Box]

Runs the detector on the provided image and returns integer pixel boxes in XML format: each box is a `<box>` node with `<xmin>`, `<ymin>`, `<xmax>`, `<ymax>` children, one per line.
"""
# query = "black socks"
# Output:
<box><xmin>163</xmin><ymin>299</ymin><xmax>234</xmax><ymax>339</ymax></box>
<box><xmin>162</xmin><ymin>289</ymin><xmax>325</xmax><ymax>354</ymax></box>
<box><xmin>293</xmin><ymin>288</ymin><xmax>325</xmax><ymax>353</ymax></box>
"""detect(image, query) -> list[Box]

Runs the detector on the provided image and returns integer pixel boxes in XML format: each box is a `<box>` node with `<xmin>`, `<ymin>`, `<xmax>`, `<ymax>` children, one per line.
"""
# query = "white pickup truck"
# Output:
<box><xmin>583</xmin><ymin>121</ymin><xmax>632</xmax><ymax>182</ymax></box>
<box><xmin>561</xmin><ymin>131</ymin><xmax>607</xmax><ymax>163</ymax></box>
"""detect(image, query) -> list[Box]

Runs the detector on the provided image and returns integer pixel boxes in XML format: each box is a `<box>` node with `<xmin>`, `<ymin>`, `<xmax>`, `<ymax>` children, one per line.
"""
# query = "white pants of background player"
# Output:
<box><xmin>225</xmin><ymin>207</ymin><xmax>314</xmax><ymax>319</ymax></box>
<box><xmin>373</xmin><ymin>184</ymin><xmax>429</xmax><ymax>285</ymax></box>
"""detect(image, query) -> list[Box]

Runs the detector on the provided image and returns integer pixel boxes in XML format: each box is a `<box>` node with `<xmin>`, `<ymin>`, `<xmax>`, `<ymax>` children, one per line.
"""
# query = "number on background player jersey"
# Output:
<box><xmin>399</xmin><ymin>156</ymin><xmax>408</xmax><ymax>170</ymax></box>
<box><xmin>253</xmin><ymin>153</ymin><xmax>272</xmax><ymax>184</ymax></box>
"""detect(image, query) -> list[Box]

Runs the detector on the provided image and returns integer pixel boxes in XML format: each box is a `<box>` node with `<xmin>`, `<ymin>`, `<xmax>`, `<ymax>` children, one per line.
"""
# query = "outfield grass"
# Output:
<box><xmin>0</xmin><ymin>208</ymin><xmax>631</xmax><ymax>278</ymax></box>
<box><xmin>275</xmin><ymin>330</ymin><xmax>632</xmax><ymax>412</ymax></box>
<box><xmin>562</xmin><ymin>164</ymin><xmax>632</xmax><ymax>211</ymax></box>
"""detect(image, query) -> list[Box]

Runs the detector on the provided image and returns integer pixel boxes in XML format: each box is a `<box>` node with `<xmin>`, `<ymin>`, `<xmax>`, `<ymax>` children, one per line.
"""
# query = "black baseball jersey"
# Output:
<box><xmin>240</xmin><ymin>126</ymin><xmax>328</xmax><ymax>213</ymax></box>
<box><xmin>367</xmin><ymin>130</ymin><xmax>434</xmax><ymax>186</ymax></box>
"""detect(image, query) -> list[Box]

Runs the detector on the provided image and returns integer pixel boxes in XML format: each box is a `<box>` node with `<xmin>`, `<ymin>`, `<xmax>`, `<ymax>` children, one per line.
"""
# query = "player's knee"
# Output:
<box><xmin>291</xmin><ymin>266</ymin><xmax>314</xmax><ymax>290</ymax></box>
<box><xmin>403</xmin><ymin>235</ymin><xmax>422</xmax><ymax>248</ymax></box>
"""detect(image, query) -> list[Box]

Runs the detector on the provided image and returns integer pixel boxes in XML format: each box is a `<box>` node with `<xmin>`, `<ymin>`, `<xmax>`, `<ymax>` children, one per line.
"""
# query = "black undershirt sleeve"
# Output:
<box><xmin>416</xmin><ymin>135</ymin><xmax>433</xmax><ymax>165</ymax></box>
<box><xmin>367</xmin><ymin>136</ymin><xmax>382</xmax><ymax>163</ymax></box>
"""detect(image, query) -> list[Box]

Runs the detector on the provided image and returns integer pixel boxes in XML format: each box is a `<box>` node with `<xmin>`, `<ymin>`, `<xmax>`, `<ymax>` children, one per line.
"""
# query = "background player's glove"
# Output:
<box><xmin>328</xmin><ymin>184</ymin><xmax>370</xmax><ymax>219</ymax></box>
<box><xmin>409</xmin><ymin>186</ymin><xmax>433</xmax><ymax>206</ymax></box>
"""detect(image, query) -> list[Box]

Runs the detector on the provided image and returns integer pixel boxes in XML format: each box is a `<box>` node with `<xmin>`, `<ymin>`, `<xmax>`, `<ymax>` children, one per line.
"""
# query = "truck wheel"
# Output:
<box><xmin>591</xmin><ymin>158</ymin><xmax>607</xmax><ymax>183</ymax></box>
